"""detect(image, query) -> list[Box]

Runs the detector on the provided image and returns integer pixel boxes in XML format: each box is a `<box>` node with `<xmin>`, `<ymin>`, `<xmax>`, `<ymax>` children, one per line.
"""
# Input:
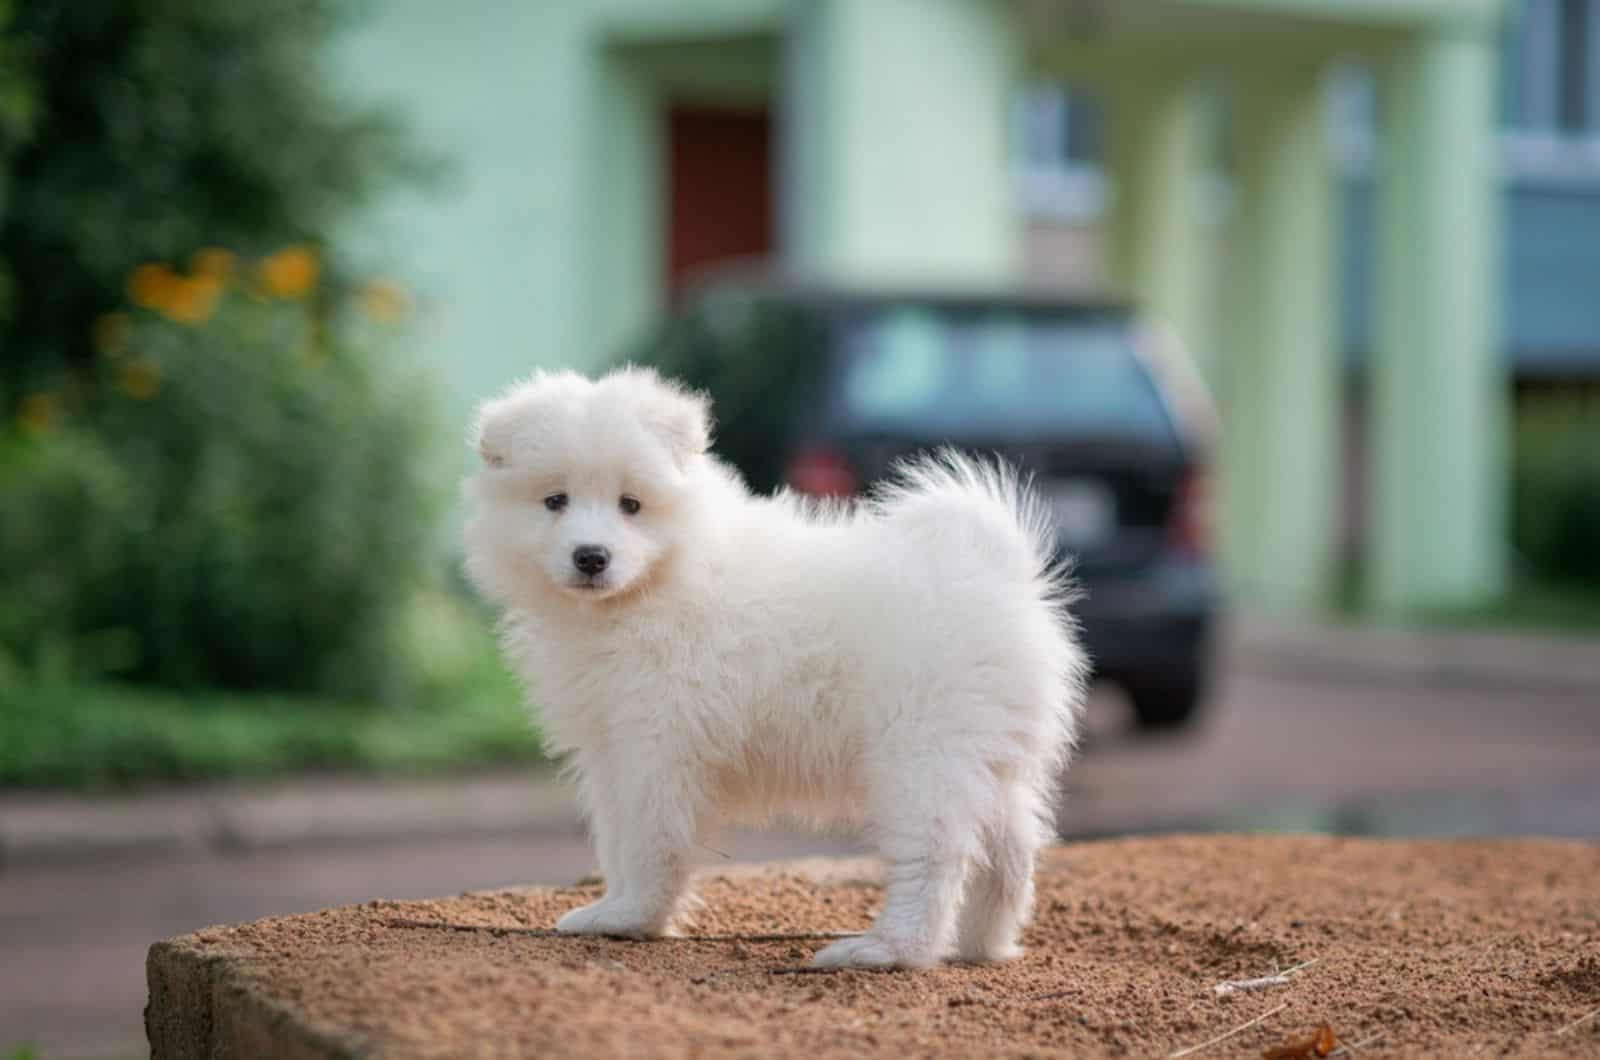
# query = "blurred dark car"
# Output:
<box><xmin>627</xmin><ymin>274</ymin><xmax>1220</xmax><ymax>731</ymax></box>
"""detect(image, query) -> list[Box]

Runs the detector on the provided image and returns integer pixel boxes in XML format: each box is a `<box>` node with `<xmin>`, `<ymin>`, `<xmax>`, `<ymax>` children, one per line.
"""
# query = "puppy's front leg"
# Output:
<box><xmin>556</xmin><ymin>757</ymin><xmax>699</xmax><ymax>938</ymax></box>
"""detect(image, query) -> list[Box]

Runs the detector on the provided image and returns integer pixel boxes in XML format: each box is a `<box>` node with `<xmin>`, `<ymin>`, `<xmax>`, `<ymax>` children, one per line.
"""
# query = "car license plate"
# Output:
<box><xmin>1043</xmin><ymin>480</ymin><xmax>1116</xmax><ymax>549</ymax></box>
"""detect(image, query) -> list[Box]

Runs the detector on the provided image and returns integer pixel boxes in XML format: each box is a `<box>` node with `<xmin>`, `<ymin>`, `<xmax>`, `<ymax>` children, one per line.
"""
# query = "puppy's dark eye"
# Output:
<box><xmin>619</xmin><ymin>495</ymin><xmax>642</xmax><ymax>515</ymax></box>
<box><xmin>543</xmin><ymin>493</ymin><xmax>568</xmax><ymax>512</ymax></box>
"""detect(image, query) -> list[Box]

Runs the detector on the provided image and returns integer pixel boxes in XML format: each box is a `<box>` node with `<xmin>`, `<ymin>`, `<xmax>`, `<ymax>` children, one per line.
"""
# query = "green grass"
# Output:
<box><xmin>0</xmin><ymin>591</ymin><xmax>546</xmax><ymax>791</ymax></box>
<box><xmin>1418</xmin><ymin>578</ymin><xmax>1600</xmax><ymax>634</ymax></box>
<box><xmin>1330</xmin><ymin>557</ymin><xmax>1600</xmax><ymax>634</ymax></box>
<box><xmin>0</xmin><ymin>672</ymin><xmax>542</xmax><ymax>791</ymax></box>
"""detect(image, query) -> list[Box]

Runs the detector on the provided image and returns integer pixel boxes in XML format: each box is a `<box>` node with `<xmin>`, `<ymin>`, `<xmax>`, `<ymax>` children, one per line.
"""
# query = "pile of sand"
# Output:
<box><xmin>147</xmin><ymin>835</ymin><xmax>1600</xmax><ymax>1058</ymax></box>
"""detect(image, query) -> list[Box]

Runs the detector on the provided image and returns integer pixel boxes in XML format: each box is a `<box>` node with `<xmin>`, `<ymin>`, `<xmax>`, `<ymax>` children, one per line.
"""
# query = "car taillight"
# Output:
<box><xmin>1168</xmin><ymin>466</ymin><xmax>1212</xmax><ymax>558</ymax></box>
<box><xmin>785</xmin><ymin>448</ymin><xmax>859</xmax><ymax>497</ymax></box>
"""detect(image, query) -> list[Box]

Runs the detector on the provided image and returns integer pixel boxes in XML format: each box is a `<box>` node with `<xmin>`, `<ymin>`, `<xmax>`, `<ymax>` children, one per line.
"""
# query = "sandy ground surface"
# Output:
<box><xmin>156</xmin><ymin>835</ymin><xmax>1600</xmax><ymax>1059</ymax></box>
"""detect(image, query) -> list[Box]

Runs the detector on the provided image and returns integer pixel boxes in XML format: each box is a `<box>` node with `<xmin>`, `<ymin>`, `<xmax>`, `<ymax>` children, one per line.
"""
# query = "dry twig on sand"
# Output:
<box><xmin>1555</xmin><ymin>1006</ymin><xmax>1600</xmax><ymax>1038</ymax></box>
<box><xmin>1167</xmin><ymin>1002</ymin><xmax>1290</xmax><ymax>1058</ymax></box>
<box><xmin>1212</xmin><ymin>958</ymin><xmax>1319</xmax><ymax>997</ymax></box>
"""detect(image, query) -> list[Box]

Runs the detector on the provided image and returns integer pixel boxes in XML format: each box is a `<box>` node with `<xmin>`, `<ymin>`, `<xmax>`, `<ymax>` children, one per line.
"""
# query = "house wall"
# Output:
<box><xmin>330</xmin><ymin>3</ymin><xmax>591</xmax><ymax>431</ymax></box>
<box><xmin>329</xmin><ymin>0</ymin><xmax>783</xmax><ymax>437</ymax></box>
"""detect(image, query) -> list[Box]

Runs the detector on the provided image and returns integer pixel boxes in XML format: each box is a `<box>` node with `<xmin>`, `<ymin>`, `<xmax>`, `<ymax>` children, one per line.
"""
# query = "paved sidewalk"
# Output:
<box><xmin>1227</xmin><ymin>612</ymin><xmax>1600</xmax><ymax>694</ymax></box>
<box><xmin>0</xmin><ymin>768</ymin><xmax>582</xmax><ymax>868</ymax></box>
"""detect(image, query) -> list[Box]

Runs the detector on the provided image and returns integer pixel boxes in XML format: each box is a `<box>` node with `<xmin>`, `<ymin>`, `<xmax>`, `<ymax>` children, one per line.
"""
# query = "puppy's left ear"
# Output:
<box><xmin>646</xmin><ymin>384</ymin><xmax>713</xmax><ymax>467</ymax></box>
<box><xmin>469</xmin><ymin>401</ymin><xmax>508</xmax><ymax>468</ymax></box>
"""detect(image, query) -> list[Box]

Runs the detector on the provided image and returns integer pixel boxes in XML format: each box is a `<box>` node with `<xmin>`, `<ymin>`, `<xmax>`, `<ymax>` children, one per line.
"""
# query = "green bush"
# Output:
<box><xmin>1</xmin><ymin>268</ymin><xmax>442</xmax><ymax>700</ymax></box>
<box><xmin>1512</xmin><ymin>395</ymin><xmax>1600</xmax><ymax>587</ymax></box>
<box><xmin>0</xmin><ymin>428</ymin><xmax>140</xmax><ymax>682</ymax></box>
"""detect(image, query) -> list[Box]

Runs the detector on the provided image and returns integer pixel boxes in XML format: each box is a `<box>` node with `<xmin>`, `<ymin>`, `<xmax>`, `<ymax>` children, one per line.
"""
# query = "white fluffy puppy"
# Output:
<box><xmin>463</xmin><ymin>367</ymin><xmax>1087</xmax><ymax>969</ymax></box>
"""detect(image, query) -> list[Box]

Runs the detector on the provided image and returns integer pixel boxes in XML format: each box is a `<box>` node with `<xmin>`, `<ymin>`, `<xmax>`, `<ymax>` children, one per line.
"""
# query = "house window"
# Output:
<box><xmin>1510</xmin><ymin>0</ymin><xmax>1599</xmax><ymax>133</ymax></box>
<box><xmin>1327</xmin><ymin>62</ymin><xmax>1377</xmax><ymax>171</ymax></box>
<box><xmin>1015</xmin><ymin>83</ymin><xmax>1108</xmax><ymax>220</ymax></box>
<box><xmin>1505</xmin><ymin>0</ymin><xmax>1600</xmax><ymax>180</ymax></box>
<box><xmin>1019</xmin><ymin>84</ymin><xmax>1103</xmax><ymax>168</ymax></box>
<box><xmin>1557</xmin><ymin>0</ymin><xmax>1593</xmax><ymax>133</ymax></box>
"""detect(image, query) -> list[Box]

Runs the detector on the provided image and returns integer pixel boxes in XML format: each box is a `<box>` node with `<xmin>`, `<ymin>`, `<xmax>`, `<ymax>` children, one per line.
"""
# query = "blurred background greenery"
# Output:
<box><xmin>1510</xmin><ymin>396</ymin><xmax>1600</xmax><ymax>600</ymax></box>
<box><xmin>0</xmin><ymin>0</ymin><xmax>535</xmax><ymax>789</ymax></box>
<box><xmin>1329</xmin><ymin>391</ymin><xmax>1600</xmax><ymax>632</ymax></box>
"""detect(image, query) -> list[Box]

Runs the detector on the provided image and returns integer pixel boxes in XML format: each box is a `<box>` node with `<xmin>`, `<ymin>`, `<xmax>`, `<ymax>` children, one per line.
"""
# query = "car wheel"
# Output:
<box><xmin>1125</xmin><ymin>672</ymin><xmax>1205</xmax><ymax>731</ymax></box>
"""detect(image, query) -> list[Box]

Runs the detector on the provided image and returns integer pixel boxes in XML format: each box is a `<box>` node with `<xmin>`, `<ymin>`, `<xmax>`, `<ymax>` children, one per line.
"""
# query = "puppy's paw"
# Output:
<box><xmin>555</xmin><ymin>898</ymin><xmax>662</xmax><ymax>938</ymax></box>
<box><xmin>809</xmin><ymin>933</ymin><xmax>933</xmax><ymax>970</ymax></box>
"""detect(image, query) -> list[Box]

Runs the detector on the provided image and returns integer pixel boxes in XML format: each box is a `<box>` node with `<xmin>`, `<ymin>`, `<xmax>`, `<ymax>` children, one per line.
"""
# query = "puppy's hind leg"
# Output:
<box><xmin>953</xmin><ymin>782</ymin><xmax>1049</xmax><ymax>963</ymax></box>
<box><xmin>810</xmin><ymin>759</ymin><xmax>982</xmax><ymax>970</ymax></box>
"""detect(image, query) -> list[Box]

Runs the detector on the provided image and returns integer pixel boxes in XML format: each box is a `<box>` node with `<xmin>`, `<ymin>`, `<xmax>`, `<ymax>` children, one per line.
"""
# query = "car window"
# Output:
<box><xmin>844</xmin><ymin>309</ymin><xmax>946</xmax><ymax>417</ymax></box>
<box><xmin>833</xmin><ymin>305</ymin><xmax>1176</xmax><ymax>444</ymax></box>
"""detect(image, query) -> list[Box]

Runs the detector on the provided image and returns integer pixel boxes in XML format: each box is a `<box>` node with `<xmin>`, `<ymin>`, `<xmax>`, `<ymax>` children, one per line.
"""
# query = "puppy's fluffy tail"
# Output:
<box><xmin>870</xmin><ymin>448</ymin><xmax>1077</xmax><ymax>608</ymax></box>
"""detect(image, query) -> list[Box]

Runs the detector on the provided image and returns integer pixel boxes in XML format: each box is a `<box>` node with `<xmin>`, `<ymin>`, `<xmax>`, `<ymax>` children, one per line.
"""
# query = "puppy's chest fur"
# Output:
<box><xmin>506</xmin><ymin>593</ymin><xmax>851</xmax><ymax>769</ymax></box>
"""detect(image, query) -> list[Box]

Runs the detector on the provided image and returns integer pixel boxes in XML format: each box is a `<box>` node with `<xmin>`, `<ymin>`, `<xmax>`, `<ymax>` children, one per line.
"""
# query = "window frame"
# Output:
<box><xmin>1502</xmin><ymin>0</ymin><xmax>1600</xmax><ymax>185</ymax></box>
<box><xmin>1014</xmin><ymin>84</ymin><xmax>1109</xmax><ymax>222</ymax></box>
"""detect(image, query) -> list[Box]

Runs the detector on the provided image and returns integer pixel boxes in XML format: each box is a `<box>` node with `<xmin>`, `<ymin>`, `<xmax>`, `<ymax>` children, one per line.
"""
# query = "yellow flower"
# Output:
<box><xmin>119</xmin><ymin>359</ymin><xmax>162</xmax><ymax>401</ymax></box>
<box><xmin>94</xmin><ymin>312</ymin><xmax>131</xmax><ymax>356</ymax></box>
<box><xmin>189</xmin><ymin>247</ymin><xmax>236</xmax><ymax>280</ymax></box>
<box><xmin>258</xmin><ymin>246</ymin><xmax>319</xmax><ymax>299</ymax></box>
<box><xmin>127</xmin><ymin>263</ymin><xmax>180</xmax><ymax>311</ymax></box>
<box><xmin>162</xmin><ymin>274</ymin><xmax>223</xmax><ymax>325</ymax></box>
<box><xmin>359</xmin><ymin>278</ymin><xmax>410</xmax><ymax>324</ymax></box>
<box><xmin>17</xmin><ymin>392</ymin><xmax>59</xmax><ymax>434</ymax></box>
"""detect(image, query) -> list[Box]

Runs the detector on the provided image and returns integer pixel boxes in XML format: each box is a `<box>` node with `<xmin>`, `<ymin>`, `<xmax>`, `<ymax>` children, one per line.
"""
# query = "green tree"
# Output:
<box><xmin>0</xmin><ymin>0</ymin><xmax>427</xmax><ymax>408</ymax></box>
<box><xmin>0</xmin><ymin>0</ymin><xmax>38</xmax><ymax>328</ymax></box>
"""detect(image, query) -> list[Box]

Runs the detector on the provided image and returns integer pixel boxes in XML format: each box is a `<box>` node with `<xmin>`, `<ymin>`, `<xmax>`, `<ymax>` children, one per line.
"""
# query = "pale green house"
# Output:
<box><xmin>337</xmin><ymin>0</ymin><xmax>1515</xmax><ymax>618</ymax></box>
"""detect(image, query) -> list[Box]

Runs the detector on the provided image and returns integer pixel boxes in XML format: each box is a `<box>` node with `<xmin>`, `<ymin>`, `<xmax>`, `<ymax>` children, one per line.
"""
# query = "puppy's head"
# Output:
<box><xmin>463</xmin><ymin>367</ymin><xmax>711</xmax><ymax>608</ymax></box>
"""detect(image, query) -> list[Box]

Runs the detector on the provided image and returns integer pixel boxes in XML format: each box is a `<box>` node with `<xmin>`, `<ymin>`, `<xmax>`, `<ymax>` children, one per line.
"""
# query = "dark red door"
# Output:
<box><xmin>665</xmin><ymin>105</ymin><xmax>774</xmax><ymax>296</ymax></box>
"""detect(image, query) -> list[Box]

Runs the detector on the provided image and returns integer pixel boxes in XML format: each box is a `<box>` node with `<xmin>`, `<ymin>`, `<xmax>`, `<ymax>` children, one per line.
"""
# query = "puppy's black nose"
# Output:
<box><xmin>572</xmin><ymin>545</ymin><xmax>610</xmax><ymax>576</ymax></box>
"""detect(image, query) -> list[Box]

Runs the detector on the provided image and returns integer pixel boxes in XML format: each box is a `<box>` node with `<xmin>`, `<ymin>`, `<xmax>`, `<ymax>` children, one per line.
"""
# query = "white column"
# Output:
<box><xmin>1370</xmin><ymin>27</ymin><xmax>1507</xmax><ymax>612</ymax></box>
<box><xmin>1108</xmin><ymin>75</ymin><xmax>1209</xmax><ymax>367</ymax></box>
<box><xmin>1221</xmin><ymin>60</ymin><xmax>1341</xmax><ymax>611</ymax></box>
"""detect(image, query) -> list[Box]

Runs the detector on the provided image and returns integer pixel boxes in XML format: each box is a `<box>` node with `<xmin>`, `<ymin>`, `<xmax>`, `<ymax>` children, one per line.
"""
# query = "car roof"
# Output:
<box><xmin>682</xmin><ymin>263</ymin><xmax>1135</xmax><ymax>318</ymax></box>
<box><xmin>676</xmin><ymin>262</ymin><xmax>1217</xmax><ymax>459</ymax></box>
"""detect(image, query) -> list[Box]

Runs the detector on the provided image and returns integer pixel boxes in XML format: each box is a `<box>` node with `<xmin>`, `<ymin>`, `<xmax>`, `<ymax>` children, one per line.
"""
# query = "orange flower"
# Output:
<box><xmin>17</xmin><ymin>392</ymin><xmax>59</xmax><ymax>434</ymax></box>
<box><xmin>119</xmin><ymin>359</ymin><xmax>162</xmax><ymax>401</ymax></box>
<box><xmin>359</xmin><ymin>278</ymin><xmax>410</xmax><ymax>323</ymax></box>
<box><xmin>189</xmin><ymin>247</ymin><xmax>236</xmax><ymax>280</ymax></box>
<box><xmin>94</xmin><ymin>312</ymin><xmax>131</xmax><ymax>356</ymax></box>
<box><xmin>127</xmin><ymin>263</ymin><xmax>180</xmax><ymax>311</ymax></box>
<box><xmin>258</xmin><ymin>246</ymin><xmax>319</xmax><ymax>298</ymax></box>
<box><xmin>162</xmin><ymin>274</ymin><xmax>223</xmax><ymax>325</ymax></box>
